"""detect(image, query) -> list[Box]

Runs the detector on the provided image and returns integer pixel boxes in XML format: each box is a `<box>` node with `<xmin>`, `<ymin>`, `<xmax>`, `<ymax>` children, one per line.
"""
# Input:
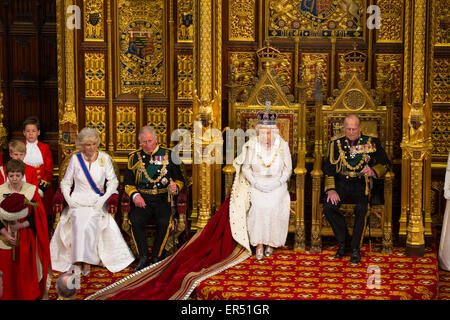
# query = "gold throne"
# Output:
<box><xmin>224</xmin><ymin>42</ymin><xmax>307</xmax><ymax>251</ymax></box>
<box><xmin>310</xmin><ymin>48</ymin><xmax>395</xmax><ymax>254</ymax></box>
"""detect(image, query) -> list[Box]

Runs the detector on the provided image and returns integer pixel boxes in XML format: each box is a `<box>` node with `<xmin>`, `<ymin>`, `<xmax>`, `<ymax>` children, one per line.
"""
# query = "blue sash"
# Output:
<box><xmin>76</xmin><ymin>153</ymin><xmax>104</xmax><ymax>196</ymax></box>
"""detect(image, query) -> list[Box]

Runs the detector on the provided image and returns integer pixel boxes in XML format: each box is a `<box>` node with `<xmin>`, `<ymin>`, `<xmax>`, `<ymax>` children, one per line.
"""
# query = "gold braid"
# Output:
<box><xmin>136</xmin><ymin>150</ymin><xmax>168</xmax><ymax>184</ymax></box>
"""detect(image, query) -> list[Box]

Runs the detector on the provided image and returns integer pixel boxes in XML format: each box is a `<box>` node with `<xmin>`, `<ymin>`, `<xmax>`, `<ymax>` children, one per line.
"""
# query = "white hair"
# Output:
<box><xmin>138</xmin><ymin>126</ymin><xmax>157</xmax><ymax>141</ymax></box>
<box><xmin>76</xmin><ymin>127</ymin><xmax>100</xmax><ymax>151</ymax></box>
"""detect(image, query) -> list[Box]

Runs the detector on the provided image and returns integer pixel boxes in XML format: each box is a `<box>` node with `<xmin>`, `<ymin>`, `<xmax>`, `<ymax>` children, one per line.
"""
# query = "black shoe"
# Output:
<box><xmin>350</xmin><ymin>249</ymin><xmax>361</xmax><ymax>264</ymax></box>
<box><xmin>134</xmin><ymin>255</ymin><xmax>150</xmax><ymax>272</ymax></box>
<box><xmin>152</xmin><ymin>256</ymin><xmax>161</xmax><ymax>264</ymax></box>
<box><xmin>334</xmin><ymin>242</ymin><xmax>349</xmax><ymax>258</ymax></box>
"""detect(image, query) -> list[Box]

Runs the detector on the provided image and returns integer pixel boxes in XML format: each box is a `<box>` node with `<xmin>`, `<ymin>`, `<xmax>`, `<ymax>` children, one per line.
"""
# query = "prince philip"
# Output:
<box><xmin>323</xmin><ymin>114</ymin><xmax>390</xmax><ymax>264</ymax></box>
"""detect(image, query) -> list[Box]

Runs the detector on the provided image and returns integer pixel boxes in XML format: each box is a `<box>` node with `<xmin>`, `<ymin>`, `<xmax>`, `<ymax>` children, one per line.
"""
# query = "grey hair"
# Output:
<box><xmin>76</xmin><ymin>127</ymin><xmax>101</xmax><ymax>151</ymax></box>
<box><xmin>255</xmin><ymin>124</ymin><xmax>279</xmax><ymax>135</ymax></box>
<box><xmin>343</xmin><ymin>114</ymin><xmax>361</xmax><ymax>127</ymax></box>
<box><xmin>56</xmin><ymin>273</ymin><xmax>77</xmax><ymax>299</ymax></box>
<box><xmin>138</xmin><ymin>126</ymin><xmax>157</xmax><ymax>141</ymax></box>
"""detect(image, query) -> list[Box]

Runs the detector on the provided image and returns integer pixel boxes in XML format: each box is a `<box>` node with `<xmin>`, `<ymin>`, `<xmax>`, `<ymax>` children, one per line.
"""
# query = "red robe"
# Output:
<box><xmin>0</xmin><ymin>182</ymin><xmax>51</xmax><ymax>300</ymax></box>
<box><xmin>23</xmin><ymin>141</ymin><xmax>54</xmax><ymax>215</ymax></box>
<box><xmin>0</xmin><ymin>166</ymin><xmax>4</xmax><ymax>185</ymax></box>
<box><xmin>25</xmin><ymin>165</ymin><xmax>38</xmax><ymax>187</ymax></box>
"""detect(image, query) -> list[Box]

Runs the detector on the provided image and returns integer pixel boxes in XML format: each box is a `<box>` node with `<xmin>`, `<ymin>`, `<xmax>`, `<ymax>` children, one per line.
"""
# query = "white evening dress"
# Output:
<box><xmin>439</xmin><ymin>150</ymin><xmax>450</xmax><ymax>271</ymax></box>
<box><xmin>241</xmin><ymin>135</ymin><xmax>292</xmax><ymax>248</ymax></box>
<box><xmin>50</xmin><ymin>151</ymin><xmax>134</xmax><ymax>273</ymax></box>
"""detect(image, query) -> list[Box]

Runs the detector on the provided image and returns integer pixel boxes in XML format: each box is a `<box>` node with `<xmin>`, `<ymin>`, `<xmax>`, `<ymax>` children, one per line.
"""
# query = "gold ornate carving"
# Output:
<box><xmin>376</xmin><ymin>0</ymin><xmax>404</xmax><ymax>43</ymax></box>
<box><xmin>117</xmin><ymin>0</ymin><xmax>165</xmax><ymax>95</ymax></box>
<box><xmin>85</xmin><ymin>52</ymin><xmax>106</xmax><ymax>98</ymax></box>
<box><xmin>229</xmin><ymin>0</ymin><xmax>255</xmax><ymax>41</ymax></box>
<box><xmin>198</xmin><ymin>0</ymin><xmax>212</xmax><ymax>100</ymax></box>
<box><xmin>229</xmin><ymin>52</ymin><xmax>257</xmax><ymax>101</ymax></box>
<box><xmin>84</xmin><ymin>0</ymin><xmax>104</xmax><ymax>41</ymax></box>
<box><xmin>274</xmin><ymin>53</ymin><xmax>293</xmax><ymax>93</ymax></box>
<box><xmin>432</xmin><ymin>111</ymin><xmax>450</xmax><ymax>158</ymax></box>
<box><xmin>403</xmin><ymin>95</ymin><xmax>432</xmax><ymax>147</ymax></box>
<box><xmin>300</xmin><ymin>53</ymin><xmax>329</xmax><ymax>100</ymax></box>
<box><xmin>178</xmin><ymin>106</ymin><xmax>193</xmax><ymax>132</ymax></box>
<box><xmin>432</xmin><ymin>58</ymin><xmax>450</xmax><ymax>103</ymax></box>
<box><xmin>85</xmin><ymin>105</ymin><xmax>106</xmax><ymax>149</ymax></box>
<box><xmin>147</xmin><ymin>106</ymin><xmax>168</xmax><ymax>146</ymax></box>
<box><xmin>177</xmin><ymin>0</ymin><xmax>194</xmax><ymax>42</ymax></box>
<box><xmin>177</xmin><ymin>107</ymin><xmax>194</xmax><ymax>152</ymax></box>
<box><xmin>268</xmin><ymin>0</ymin><xmax>365</xmax><ymax>39</ymax></box>
<box><xmin>115</xmin><ymin>106</ymin><xmax>136</xmax><ymax>151</ymax></box>
<box><xmin>412</xmin><ymin>0</ymin><xmax>426</xmax><ymax>104</ymax></box>
<box><xmin>338</xmin><ymin>53</ymin><xmax>364</xmax><ymax>83</ymax></box>
<box><xmin>435</xmin><ymin>0</ymin><xmax>450</xmax><ymax>46</ymax></box>
<box><xmin>177</xmin><ymin>54</ymin><xmax>194</xmax><ymax>99</ymax></box>
<box><xmin>375</xmin><ymin>54</ymin><xmax>402</xmax><ymax>100</ymax></box>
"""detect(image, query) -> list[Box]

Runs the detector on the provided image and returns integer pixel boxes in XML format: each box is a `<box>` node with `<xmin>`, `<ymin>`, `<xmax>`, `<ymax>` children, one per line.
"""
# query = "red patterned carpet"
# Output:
<box><xmin>47</xmin><ymin>245</ymin><xmax>450</xmax><ymax>300</ymax></box>
<box><xmin>193</xmin><ymin>245</ymin><xmax>439</xmax><ymax>300</ymax></box>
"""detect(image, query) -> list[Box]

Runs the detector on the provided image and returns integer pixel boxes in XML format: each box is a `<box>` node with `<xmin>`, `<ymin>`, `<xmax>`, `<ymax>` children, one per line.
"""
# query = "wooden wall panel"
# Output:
<box><xmin>0</xmin><ymin>0</ymin><xmax>58</xmax><ymax>152</ymax></box>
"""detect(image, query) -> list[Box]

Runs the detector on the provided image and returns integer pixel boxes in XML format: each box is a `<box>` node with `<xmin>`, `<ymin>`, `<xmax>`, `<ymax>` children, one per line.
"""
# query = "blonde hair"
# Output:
<box><xmin>9</xmin><ymin>140</ymin><xmax>26</xmax><ymax>154</ymax></box>
<box><xmin>76</xmin><ymin>127</ymin><xmax>101</xmax><ymax>152</ymax></box>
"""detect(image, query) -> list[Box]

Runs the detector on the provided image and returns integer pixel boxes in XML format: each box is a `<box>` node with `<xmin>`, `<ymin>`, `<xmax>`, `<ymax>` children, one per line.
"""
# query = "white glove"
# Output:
<box><xmin>66</xmin><ymin>197</ymin><xmax>81</xmax><ymax>209</ymax></box>
<box><xmin>255</xmin><ymin>180</ymin><xmax>282</xmax><ymax>193</ymax></box>
<box><xmin>94</xmin><ymin>195</ymin><xmax>109</xmax><ymax>211</ymax></box>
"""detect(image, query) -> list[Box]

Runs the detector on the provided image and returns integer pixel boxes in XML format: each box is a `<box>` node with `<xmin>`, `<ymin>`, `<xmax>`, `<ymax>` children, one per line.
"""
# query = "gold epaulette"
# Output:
<box><xmin>331</xmin><ymin>134</ymin><xmax>345</xmax><ymax>141</ymax></box>
<box><xmin>362</xmin><ymin>131</ymin><xmax>378</xmax><ymax>138</ymax></box>
<box><xmin>159</xmin><ymin>145</ymin><xmax>173</xmax><ymax>152</ymax></box>
<box><xmin>127</xmin><ymin>150</ymin><xmax>141</xmax><ymax>171</ymax></box>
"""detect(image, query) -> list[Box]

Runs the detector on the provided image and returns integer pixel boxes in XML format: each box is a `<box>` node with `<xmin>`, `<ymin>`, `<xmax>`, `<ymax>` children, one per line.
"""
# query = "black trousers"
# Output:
<box><xmin>323</xmin><ymin>176</ymin><xmax>369</xmax><ymax>250</ymax></box>
<box><xmin>130</xmin><ymin>193</ymin><xmax>171</xmax><ymax>260</ymax></box>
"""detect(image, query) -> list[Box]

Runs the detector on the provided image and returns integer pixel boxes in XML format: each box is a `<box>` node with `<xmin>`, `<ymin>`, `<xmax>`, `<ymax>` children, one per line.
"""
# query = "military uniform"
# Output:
<box><xmin>123</xmin><ymin>145</ymin><xmax>184</xmax><ymax>264</ymax></box>
<box><xmin>323</xmin><ymin>134</ymin><xmax>390</xmax><ymax>255</ymax></box>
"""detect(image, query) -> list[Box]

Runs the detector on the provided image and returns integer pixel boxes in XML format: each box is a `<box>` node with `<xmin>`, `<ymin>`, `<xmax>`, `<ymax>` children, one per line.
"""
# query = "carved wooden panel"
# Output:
<box><xmin>0</xmin><ymin>0</ymin><xmax>58</xmax><ymax>149</ymax></box>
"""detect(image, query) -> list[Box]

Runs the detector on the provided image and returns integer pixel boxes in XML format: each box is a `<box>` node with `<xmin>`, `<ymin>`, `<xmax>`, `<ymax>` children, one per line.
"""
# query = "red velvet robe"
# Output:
<box><xmin>0</xmin><ymin>183</ymin><xmax>51</xmax><ymax>300</ymax></box>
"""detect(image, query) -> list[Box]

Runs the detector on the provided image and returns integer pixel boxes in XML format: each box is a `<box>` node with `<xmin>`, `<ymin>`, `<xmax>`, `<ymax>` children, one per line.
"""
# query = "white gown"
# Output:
<box><xmin>50</xmin><ymin>151</ymin><xmax>134</xmax><ymax>273</ymax></box>
<box><xmin>439</xmin><ymin>150</ymin><xmax>450</xmax><ymax>271</ymax></box>
<box><xmin>241</xmin><ymin>136</ymin><xmax>292</xmax><ymax>248</ymax></box>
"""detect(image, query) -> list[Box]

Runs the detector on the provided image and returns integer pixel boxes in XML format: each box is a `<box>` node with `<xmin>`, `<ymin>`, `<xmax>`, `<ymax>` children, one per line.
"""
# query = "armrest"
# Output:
<box><xmin>121</xmin><ymin>193</ymin><xmax>131</xmax><ymax>233</ymax></box>
<box><xmin>52</xmin><ymin>188</ymin><xmax>65</xmax><ymax>215</ymax></box>
<box><xmin>176</xmin><ymin>188</ymin><xmax>188</xmax><ymax>215</ymax></box>
<box><xmin>107</xmin><ymin>193</ymin><xmax>119</xmax><ymax>215</ymax></box>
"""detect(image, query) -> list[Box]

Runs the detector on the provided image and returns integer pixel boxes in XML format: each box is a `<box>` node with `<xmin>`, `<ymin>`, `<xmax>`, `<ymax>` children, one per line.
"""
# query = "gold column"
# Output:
<box><xmin>399</xmin><ymin>0</ymin><xmax>413</xmax><ymax>238</ymax></box>
<box><xmin>58</xmin><ymin>0</ymin><xmax>79</xmax><ymax>163</ymax></box>
<box><xmin>107</xmin><ymin>0</ymin><xmax>114</xmax><ymax>151</ymax></box>
<box><xmin>214</xmin><ymin>0</ymin><xmax>222</xmax><ymax>212</ymax></box>
<box><xmin>192</xmin><ymin>0</ymin><xmax>222</xmax><ymax>229</ymax></box>
<box><xmin>294</xmin><ymin>46</ymin><xmax>307</xmax><ymax>251</ymax></box>
<box><xmin>401</xmin><ymin>0</ymin><xmax>432</xmax><ymax>256</ymax></box>
<box><xmin>310</xmin><ymin>67</ymin><xmax>324</xmax><ymax>253</ymax></box>
<box><xmin>169</xmin><ymin>0</ymin><xmax>175</xmax><ymax>147</ymax></box>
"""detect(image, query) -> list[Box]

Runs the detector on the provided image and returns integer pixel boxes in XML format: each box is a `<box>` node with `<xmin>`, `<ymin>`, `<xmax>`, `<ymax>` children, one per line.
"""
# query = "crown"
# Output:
<box><xmin>257</xmin><ymin>102</ymin><xmax>278</xmax><ymax>126</ymax></box>
<box><xmin>343</xmin><ymin>42</ymin><xmax>367</xmax><ymax>71</ymax></box>
<box><xmin>256</xmin><ymin>39</ymin><xmax>280</xmax><ymax>68</ymax></box>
